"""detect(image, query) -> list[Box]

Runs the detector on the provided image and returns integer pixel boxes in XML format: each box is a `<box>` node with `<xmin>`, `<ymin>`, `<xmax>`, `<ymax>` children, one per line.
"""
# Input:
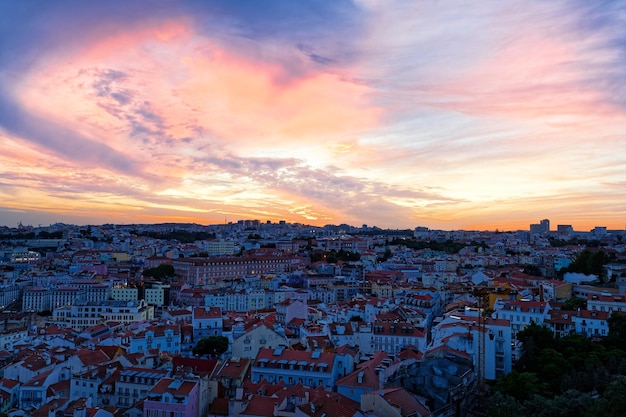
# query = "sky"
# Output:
<box><xmin>0</xmin><ymin>0</ymin><xmax>625</xmax><ymax>231</ymax></box>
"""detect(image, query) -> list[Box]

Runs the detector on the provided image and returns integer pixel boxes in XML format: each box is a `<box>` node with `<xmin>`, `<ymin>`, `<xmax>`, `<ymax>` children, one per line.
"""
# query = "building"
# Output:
<box><xmin>493</xmin><ymin>299</ymin><xmax>551</xmax><ymax>339</ymax></box>
<box><xmin>571</xmin><ymin>309</ymin><xmax>610</xmax><ymax>338</ymax></box>
<box><xmin>129</xmin><ymin>324</ymin><xmax>182</xmax><ymax>354</ymax></box>
<box><xmin>369</xmin><ymin>321</ymin><xmax>427</xmax><ymax>356</ymax></box>
<box><xmin>172</xmin><ymin>254</ymin><xmax>293</xmax><ymax>285</ymax></box>
<box><xmin>192</xmin><ymin>306</ymin><xmax>223</xmax><ymax>340</ymax></box>
<box><xmin>275</xmin><ymin>299</ymin><xmax>307</xmax><ymax>327</ymax></box>
<box><xmin>251</xmin><ymin>347</ymin><xmax>354</xmax><ymax>391</ymax></box>
<box><xmin>361</xmin><ymin>387</ymin><xmax>431</xmax><ymax>417</ymax></box>
<box><xmin>336</xmin><ymin>352</ymin><xmax>392</xmax><ymax>402</ymax></box>
<box><xmin>429</xmin><ymin>311</ymin><xmax>512</xmax><ymax>380</ymax></box>
<box><xmin>212</xmin><ymin>357</ymin><xmax>252</xmax><ymax>399</ymax></box>
<box><xmin>587</xmin><ymin>293</ymin><xmax>626</xmax><ymax>314</ymax></box>
<box><xmin>111</xmin><ymin>286</ymin><xmax>139</xmax><ymax>301</ymax></box>
<box><xmin>530</xmin><ymin>219</ymin><xmax>550</xmax><ymax>235</ymax></box>
<box><xmin>113</xmin><ymin>367</ymin><xmax>169</xmax><ymax>408</ymax></box>
<box><xmin>143</xmin><ymin>377</ymin><xmax>200</xmax><ymax>417</ymax></box>
<box><xmin>541</xmin><ymin>280</ymin><xmax>573</xmax><ymax>302</ymax></box>
<box><xmin>144</xmin><ymin>283</ymin><xmax>170</xmax><ymax>307</ymax></box>
<box><xmin>51</xmin><ymin>286</ymin><xmax>86</xmax><ymax>309</ymax></box>
<box><xmin>22</xmin><ymin>287</ymin><xmax>50</xmax><ymax>312</ymax></box>
<box><xmin>231</xmin><ymin>323</ymin><xmax>288</xmax><ymax>359</ymax></box>
<box><xmin>52</xmin><ymin>300</ymin><xmax>154</xmax><ymax>331</ymax></box>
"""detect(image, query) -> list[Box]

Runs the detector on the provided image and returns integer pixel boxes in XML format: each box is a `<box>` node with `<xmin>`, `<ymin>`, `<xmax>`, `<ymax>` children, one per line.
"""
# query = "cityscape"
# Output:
<box><xmin>1</xmin><ymin>1</ymin><xmax>625</xmax><ymax>416</ymax></box>
<box><xmin>0</xmin><ymin>219</ymin><xmax>624</xmax><ymax>416</ymax></box>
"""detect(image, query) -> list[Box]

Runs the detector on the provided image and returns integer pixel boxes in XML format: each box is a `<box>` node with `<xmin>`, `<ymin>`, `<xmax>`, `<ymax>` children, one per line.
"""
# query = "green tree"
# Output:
<box><xmin>487</xmin><ymin>392</ymin><xmax>523</xmax><ymax>417</ymax></box>
<box><xmin>602</xmin><ymin>377</ymin><xmax>626</xmax><ymax>417</ymax></box>
<box><xmin>566</xmin><ymin>249</ymin><xmax>609</xmax><ymax>278</ymax></box>
<box><xmin>142</xmin><ymin>264</ymin><xmax>175</xmax><ymax>280</ymax></box>
<box><xmin>606</xmin><ymin>314</ymin><xmax>626</xmax><ymax>351</ymax></box>
<box><xmin>561</xmin><ymin>297</ymin><xmax>586</xmax><ymax>311</ymax></box>
<box><xmin>494</xmin><ymin>371</ymin><xmax>547</xmax><ymax>402</ymax></box>
<box><xmin>515</xmin><ymin>323</ymin><xmax>555</xmax><ymax>372</ymax></box>
<box><xmin>193</xmin><ymin>336</ymin><xmax>229</xmax><ymax>356</ymax></box>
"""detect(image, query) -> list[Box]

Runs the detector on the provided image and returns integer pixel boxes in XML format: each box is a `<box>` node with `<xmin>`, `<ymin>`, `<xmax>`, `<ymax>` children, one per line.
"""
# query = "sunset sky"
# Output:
<box><xmin>0</xmin><ymin>0</ymin><xmax>624</xmax><ymax>231</ymax></box>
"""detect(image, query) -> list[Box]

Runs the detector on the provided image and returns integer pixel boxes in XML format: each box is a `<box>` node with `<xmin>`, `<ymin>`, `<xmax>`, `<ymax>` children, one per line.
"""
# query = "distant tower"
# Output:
<box><xmin>540</xmin><ymin>219</ymin><xmax>550</xmax><ymax>233</ymax></box>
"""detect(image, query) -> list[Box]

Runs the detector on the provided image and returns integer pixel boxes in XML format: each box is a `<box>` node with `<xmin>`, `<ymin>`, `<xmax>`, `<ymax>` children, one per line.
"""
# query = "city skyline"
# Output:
<box><xmin>0</xmin><ymin>1</ymin><xmax>624</xmax><ymax>231</ymax></box>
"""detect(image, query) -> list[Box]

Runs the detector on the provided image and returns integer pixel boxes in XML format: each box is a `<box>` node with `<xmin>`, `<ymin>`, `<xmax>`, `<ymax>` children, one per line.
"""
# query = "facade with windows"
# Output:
<box><xmin>143</xmin><ymin>377</ymin><xmax>199</xmax><ymax>417</ymax></box>
<box><xmin>493</xmin><ymin>299</ymin><xmax>551</xmax><ymax>339</ymax></box>
<box><xmin>192</xmin><ymin>306</ymin><xmax>223</xmax><ymax>340</ymax></box>
<box><xmin>173</xmin><ymin>254</ymin><xmax>293</xmax><ymax>286</ymax></box>
<box><xmin>51</xmin><ymin>299</ymin><xmax>154</xmax><ymax>331</ymax></box>
<box><xmin>129</xmin><ymin>324</ymin><xmax>181</xmax><ymax>354</ymax></box>
<box><xmin>114</xmin><ymin>367</ymin><xmax>168</xmax><ymax>408</ymax></box>
<box><xmin>232</xmin><ymin>324</ymin><xmax>288</xmax><ymax>359</ymax></box>
<box><xmin>251</xmin><ymin>347</ymin><xmax>353</xmax><ymax>391</ymax></box>
<box><xmin>571</xmin><ymin>309</ymin><xmax>610</xmax><ymax>338</ymax></box>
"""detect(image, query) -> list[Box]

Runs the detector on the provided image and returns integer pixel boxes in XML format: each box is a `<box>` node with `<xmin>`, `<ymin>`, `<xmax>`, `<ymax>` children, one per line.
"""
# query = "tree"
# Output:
<box><xmin>602</xmin><ymin>377</ymin><xmax>626</xmax><ymax>417</ymax></box>
<box><xmin>562</xmin><ymin>297</ymin><xmax>586</xmax><ymax>311</ymax></box>
<box><xmin>142</xmin><ymin>264</ymin><xmax>175</xmax><ymax>280</ymax></box>
<box><xmin>606</xmin><ymin>314</ymin><xmax>626</xmax><ymax>351</ymax></box>
<box><xmin>193</xmin><ymin>336</ymin><xmax>229</xmax><ymax>357</ymax></box>
<box><xmin>515</xmin><ymin>322</ymin><xmax>555</xmax><ymax>372</ymax></box>
<box><xmin>495</xmin><ymin>371</ymin><xmax>547</xmax><ymax>402</ymax></box>
<box><xmin>566</xmin><ymin>249</ymin><xmax>609</xmax><ymax>278</ymax></box>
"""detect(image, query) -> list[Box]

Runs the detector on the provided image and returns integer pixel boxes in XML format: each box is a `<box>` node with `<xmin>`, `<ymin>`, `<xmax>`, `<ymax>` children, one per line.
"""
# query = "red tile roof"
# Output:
<box><xmin>149</xmin><ymin>377</ymin><xmax>198</xmax><ymax>395</ymax></box>
<box><xmin>193</xmin><ymin>306</ymin><xmax>222</xmax><ymax>319</ymax></box>
<box><xmin>370</xmin><ymin>387</ymin><xmax>431</xmax><ymax>417</ymax></box>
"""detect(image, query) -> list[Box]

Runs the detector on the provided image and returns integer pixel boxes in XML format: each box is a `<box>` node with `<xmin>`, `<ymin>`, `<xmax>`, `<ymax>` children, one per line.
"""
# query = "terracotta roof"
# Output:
<box><xmin>240</xmin><ymin>395</ymin><xmax>276</xmax><ymax>417</ymax></box>
<box><xmin>369</xmin><ymin>387</ymin><xmax>431</xmax><ymax>417</ymax></box>
<box><xmin>306</xmin><ymin>390</ymin><xmax>361</xmax><ymax>417</ymax></box>
<box><xmin>21</xmin><ymin>354</ymin><xmax>53</xmax><ymax>372</ymax></box>
<box><xmin>215</xmin><ymin>358</ymin><xmax>251</xmax><ymax>379</ymax></box>
<box><xmin>209</xmin><ymin>397</ymin><xmax>230</xmax><ymax>416</ymax></box>
<box><xmin>397</xmin><ymin>348</ymin><xmax>423</xmax><ymax>361</ymax></box>
<box><xmin>254</xmin><ymin>347</ymin><xmax>339</xmax><ymax>372</ymax></box>
<box><xmin>76</xmin><ymin>349</ymin><xmax>110</xmax><ymax>366</ymax></box>
<box><xmin>149</xmin><ymin>377</ymin><xmax>198</xmax><ymax>395</ymax></box>
<box><xmin>0</xmin><ymin>378</ymin><xmax>19</xmax><ymax>390</ymax></box>
<box><xmin>31</xmin><ymin>398</ymin><xmax>68</xmax><ymax>417</ymax></box>
<box><xmin>23</xmin><ymin>369</ymin><xmax>54</xmax><ymax>387</ymax></box>
<box><xmin>193</xmin><ymin>306</ymin><xmax>222</xmax><ymax>319</ymax></box>
<box><xmin>576</xmin><ymin>309</ymin><xmax>610</xmax><ymax>320</ymax></box>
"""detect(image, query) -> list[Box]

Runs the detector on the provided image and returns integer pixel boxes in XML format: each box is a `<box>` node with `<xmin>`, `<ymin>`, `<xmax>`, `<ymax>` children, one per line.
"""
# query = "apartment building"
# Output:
<box><xmin>493</xmin><ymin>299</ymin><xmax>551</xmax><ymax>339</ymax></box>
<box><xmin>51</xmin><ymin>299</ymin><xmax>154</xmax><ymax>330</ymax></box>
<box><xmin>112</xmin><ymin>367</ymin><xmax>169</xmax><ymax>408</ymax></box>
<box><xmin>144</xmin><ymin>377</ymin><xmax>200</xmax><ymax>417</ymax></box>
<box><xmin>571</xmin><ymin>309</ymin><xmax>610</xmax><ymax>338</ymax></box>
<box><xmin>172</xmin><ymin>254</ymin><xmax>293</xmax><ymax>285</ymax></box>
<box><xmin>129</xmin><ymin>324</ymin><xmax>181</xmax><ymax>354</ymax></box>
<box><xmin>587</xmin><ymin>293</ymin><xmax>626</xmax><ymax>314</ymax></box>
<box><xmin>251</xmin><ymin>347</ymin><xmax>354</xmax><ymax>391</ymax></box>
<box><xmin>192</xmin><ymin>306</ymin><xmax>223</xmax><ymax>340</ymax></box>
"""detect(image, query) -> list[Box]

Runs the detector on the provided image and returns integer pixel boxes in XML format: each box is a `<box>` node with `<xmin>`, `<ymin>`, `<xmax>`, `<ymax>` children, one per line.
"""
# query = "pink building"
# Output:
<box><xmin>144</xmin><ymin>377</ymin><xmax>199</xmax><ymax>417</ymax></box>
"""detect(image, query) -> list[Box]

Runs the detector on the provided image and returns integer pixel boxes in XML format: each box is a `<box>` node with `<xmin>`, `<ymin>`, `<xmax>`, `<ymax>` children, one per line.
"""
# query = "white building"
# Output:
<box><xmin>429</xmin><ymin>310</ymin><xmax>513</xmax><ymax>380</ymax></box>
<box><xmin>571</xmin><ymin>309</ymin><xmax>610</xmax><ymax>338</ymax></box>
<box><xmin>22</xmin><ymin>287</ymin><xmax>50</xmax><ymax>312</ymax></box>
<box><xmin>52</xmin><ymin>299</ymin><xmax>154</xmax><ymax>330</ymax></box>
<box><xmin>493</xmin><ymin>299</ymin><xmax>552</xmax><ymax>339</ymax></box>
<box><xmin>111</xmin><ymin>286</ymin><xmax>139</xmax><ymax>301</ymax></box>
<box><xmin>232</xmin><ymin>323</ymin><xmax>288</xmax><ymax>359</ymax></box>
